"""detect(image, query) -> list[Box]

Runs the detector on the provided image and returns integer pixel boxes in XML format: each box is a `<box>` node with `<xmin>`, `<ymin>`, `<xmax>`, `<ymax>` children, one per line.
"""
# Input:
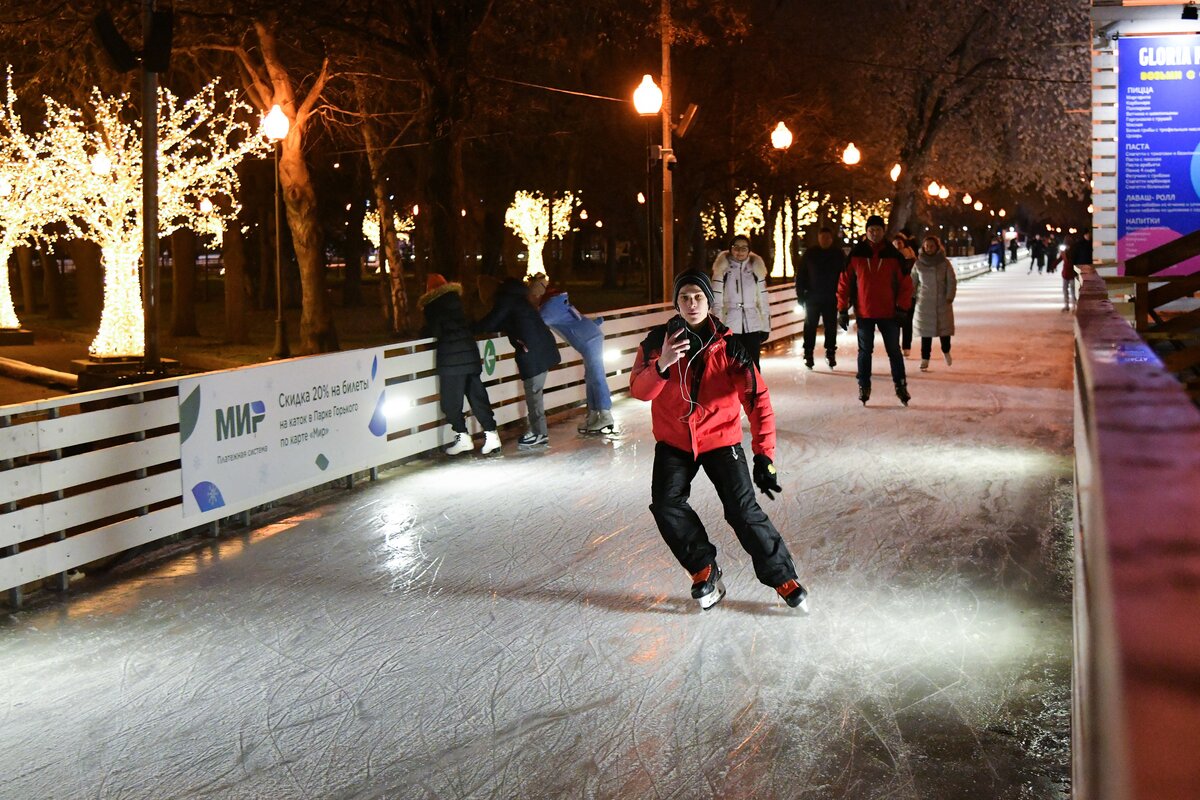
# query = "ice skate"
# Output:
<box><xmin>481</xmin><ymin>430</ymin><xmax>502</xmax><ymax>455</ymax></box>
<box><xmin>776</xmin><ymin>578</ymin><xmax>809</xmax><ymax>614</ymax></box>
<box><xmin>858</xmin><ymin>385</ymin><xmax>871</xmax><ymax>406</ymax></box>
<box><xmin>895</xmin><ymin>381</ymin><xmax>910</xmax><ymax>406</ymax></box>
<box><xmin>690</xmin><ymin>564</ymin><xmax>726</xmax><ymax>611</ymax></box>
<box><xmin>579</xmin><ymin>410</ymin><xmax>619</xmax><ymax>437</ymax></box>
<box><xmin>826</xmin><ymin>352</ymin><xmax>836</xmax><ymax>369</ymax></box>
<box><xmin>920</xmin><ymin>358</ymin><xmax>929</xmax><ymax>371</ymax></box>
<box><xmin>445</xmin><ymin>432</ymin><xmax>473</xmax><ymax>455</ymax></box>
<box><xmin>803</xmin><ymin>352</ymin><xmax>814</xmax><ymax>370</ymax></box>
<box><xmin>517</xmin><ymin>432</ymin><xmax>550</xmax><ymax>450</ymax></box>
<box><xmin>943</xmin><ymin>352</ymin><xmax>952</xmax><ymax>366</ymax></box>
<box><xmin>576</xmin><ymin>411</ymin><xmax>599</xmax><ymax>434</ymax></box>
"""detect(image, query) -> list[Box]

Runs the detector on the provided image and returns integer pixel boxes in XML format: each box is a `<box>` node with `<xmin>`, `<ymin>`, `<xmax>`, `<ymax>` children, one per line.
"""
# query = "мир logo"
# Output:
<box><xmin>215</xmin><ymin>400</ymin><xmax>267</xmax><ymax>441</ymax></box>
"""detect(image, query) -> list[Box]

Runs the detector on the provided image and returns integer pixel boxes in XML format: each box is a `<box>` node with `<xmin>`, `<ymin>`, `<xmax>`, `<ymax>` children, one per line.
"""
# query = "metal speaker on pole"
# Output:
<box><xmin>144</xmin><ymin>10</ymin><xmax>174</xmax><ymax>73</ymax></box>
<box><xmin>93</xmin><ymin>12</ymin><xmax>138</xmax><ymax>73</ymax></box>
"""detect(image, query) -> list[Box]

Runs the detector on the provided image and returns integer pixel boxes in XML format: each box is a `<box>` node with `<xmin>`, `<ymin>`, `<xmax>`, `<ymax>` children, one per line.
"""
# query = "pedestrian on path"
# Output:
<box><xmin>1009</xmin><ymin>236</ymin><xmax>1019</xmax><ymax>263</ymax></box>
<box><xmin>1061</xmin><ymin>233</ymin><xmax>1084</xmax><ymax>312</ymax></box>
<box><xmin>419</xmin><ymin>274</ymin><xmax>502</xmax><ymax>456</ymax></box>
<box><xmin>987</xmin><ymin>236</ymin><xmax>1005</xmax><ymax>272</ymax></box>
<box><xmin>711</xmin><ymin>234</ymin><xmax>771</xmax><ymax>368</ymax></box>
<box><xmin>630</xmin><ymin>270</ymin><xmax>808</xmax><ymax>613</ymax></box>
<box><xmin>837</xmin><ymin>215</ymin><xmax>914</xmax><ymax>406</ymax></box>
<box><xmin>796</xmin><ymin>226</ymin><xmax>845</xmax><ymax>369</ymax></box>
<box><xmin>526</xmin><ymin>273</ymin><xmax>616</xmax><ymax>435</ymax></box>
<box><xmin>1030</xmin><ymin>235</ymin><xmax>1046</xmax><ymax>274</ymax></box>
<box><xmin>911</xmin><ymin>236</ymin><xmax>958</xmax><ymax>371</ymax></box>
<box><xmin>476</xmin><ymin>277</ymin><xmax>562</xmax><ymax>450</ymax></box>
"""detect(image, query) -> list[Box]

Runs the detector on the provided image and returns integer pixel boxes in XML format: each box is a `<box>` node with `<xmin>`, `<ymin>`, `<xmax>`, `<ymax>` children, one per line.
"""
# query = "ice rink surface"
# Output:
<box><xmin>2</xmin><ymin>267</ymin><xmax>1075</xmax><ymax>799</ymax></box>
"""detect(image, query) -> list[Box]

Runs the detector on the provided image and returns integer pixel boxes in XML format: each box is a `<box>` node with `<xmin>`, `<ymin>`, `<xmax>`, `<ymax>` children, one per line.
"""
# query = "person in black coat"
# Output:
<box><xmin>476</xmin><ymin>277</ymin><xmax>562</xmax><ymax>449</ymax></box>
<box><xmin>795</xmin><ymin>226</ymin><xmax>846</xmax><ymax>369</ymax></box>
<box><xmin>419</xmin><ymin>274</ymin><xmax>500</xmax><ymax>456</ymax></box>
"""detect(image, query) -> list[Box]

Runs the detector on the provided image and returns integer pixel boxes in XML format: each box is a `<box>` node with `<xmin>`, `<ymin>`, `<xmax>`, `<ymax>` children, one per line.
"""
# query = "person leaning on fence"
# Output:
<box><xmin>419</xmin><ymin>273</ymin><xmax>501</xmax><ymax>456</ymax></box>
<box><xmin>526</xmin><ymin>273</ymin><xmax>616</xmax><ymax>435</ymax></box>
<box><xmin>476</xmin><ymin>276</ymin><xmax>562</xmax><ymax>450</ymax></box>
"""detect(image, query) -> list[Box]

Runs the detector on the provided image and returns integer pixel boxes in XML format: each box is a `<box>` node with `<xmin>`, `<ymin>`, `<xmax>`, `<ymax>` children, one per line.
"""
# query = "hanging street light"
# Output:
<box><xmin>842</xmin><ymin>142</ymin><xmax>861</xmax><ymax>165</ymax></box>
<box><xmin>771</xmin><ymin>122</ymin><xmax>793</xmax><ymax>150</ymax></box>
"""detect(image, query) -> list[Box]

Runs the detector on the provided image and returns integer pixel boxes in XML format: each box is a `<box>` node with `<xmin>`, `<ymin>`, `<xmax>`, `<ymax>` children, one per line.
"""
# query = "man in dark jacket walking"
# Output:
<box><xmin>419</xmin><ymin>274</ymin><xmax>501</xmax><ymax>456</ymax></box>
<box><xmin>796</xmin><ymin>226</ymin><xmax>845</xmax><ymax>369</ymax></box>
<box><xmin>477</xmin><ymin>277</ymin><xmax>562</xmax><ymax>449</ymax></box>
<box><xmin>837</xmin><ymin>215</ymin><xmax>915</xmax><ymax>406</ymax></box>
<box><xmin>630</xmin><ymin>270</ymin><xmax>808</xmax><ymax>613</ymax></box>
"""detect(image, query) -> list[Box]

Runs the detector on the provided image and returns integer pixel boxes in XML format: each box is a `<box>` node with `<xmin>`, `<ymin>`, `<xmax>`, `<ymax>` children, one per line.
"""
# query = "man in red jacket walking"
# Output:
<box><xmin>837</xmin><ymin>215</ymin><xmax>915</xmax><ymax>406</ymax></box>
<box><xmin>630</xmin><ymin>271</ymin><xmax>808</xmax><ymax>613</ymax></box>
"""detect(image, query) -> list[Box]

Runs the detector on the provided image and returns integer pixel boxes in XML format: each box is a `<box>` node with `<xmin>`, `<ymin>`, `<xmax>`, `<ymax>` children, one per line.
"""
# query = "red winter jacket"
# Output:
<box><xmin>630</xmin><ymin>317</ymin><xmax>776</xmax><ymax>460</ymax></box>
<box><xmin>837</xmin><ymin>240</ymin><xmax>914</xmax><ymax>319</ymax></box>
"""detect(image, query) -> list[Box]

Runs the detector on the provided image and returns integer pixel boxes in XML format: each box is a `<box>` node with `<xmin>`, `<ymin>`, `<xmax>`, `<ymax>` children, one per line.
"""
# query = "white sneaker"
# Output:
<box><xmin>944</xmin><ymin>352</ymin><xmax>953</xmax><ymax>366</ymax></box>
<box><xmin>445</xmin><ymin>432</ymin><xmax>473</xmax><ymax>455</ymax></box>
<box><xmin>920</xmin><ymin>359</ymin><xmax>929</xmax><ymax>371</ymax></box>
<box><xmin>481</xmin><ymin>430</ymin><xmax>501</xmax><ymax>455</ymax></box>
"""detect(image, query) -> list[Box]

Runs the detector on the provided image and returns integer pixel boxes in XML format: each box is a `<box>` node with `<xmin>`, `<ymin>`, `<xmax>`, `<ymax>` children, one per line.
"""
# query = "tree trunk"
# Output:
<box><xmin>15</xmin><ymin>247</ymin><xmax>37</xmax><ymax>315</ymax></box>
<box><xmin>222</xmin><ymin>225</ymin><xmax>249</xmax><ymax>344</ymax></box>
<box><xmin>67</xmin><ymin>239</ymin><xmax>104</xmax><ymax>325</ymax></box>
<box><xmin>40</xmin><ymin>248</ymin><xmax>69</xmax><ymax>318</ymax></box>
<box><xmin>343</xmin><ymin>198</ymin><xmax>365</xmax><ymax>307</ymax></box>
<box><xmin>278</xmin><ymin>141</ymin><xmax>335</xmax><ymax>353</ymax></box>
<box><xmin>170</xmin><ymin>228</ymin><xmax>199</xmax><ymax>336</ymax></box>
<box><xmin>359</xmin><ymin>115</ymin><xmax>411</xmax><ymax>335</ymax></box>
<box><xmin>422</xmin><ymin>81</ymin><xmax>467</xmax><ymax>288</ymax></box>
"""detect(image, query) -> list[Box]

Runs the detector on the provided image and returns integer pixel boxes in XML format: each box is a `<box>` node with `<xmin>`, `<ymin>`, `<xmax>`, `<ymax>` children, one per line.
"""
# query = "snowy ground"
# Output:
<box><xmin>1</xmin><ymin>268</ymin><xmax>1076</xmax><ymax>799</ymax></box>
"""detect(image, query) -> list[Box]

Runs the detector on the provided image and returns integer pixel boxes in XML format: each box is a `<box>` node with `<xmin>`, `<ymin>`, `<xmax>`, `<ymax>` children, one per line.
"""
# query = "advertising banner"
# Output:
<box><xmin>1118</xmin><ymin>34</ymin><xmax>1200</xmax><ymax>274</ymax></box>
<box><xmin>177</xmin><ymin>349</ymin><xmax>391</xmax><ymax>517</ymax></box>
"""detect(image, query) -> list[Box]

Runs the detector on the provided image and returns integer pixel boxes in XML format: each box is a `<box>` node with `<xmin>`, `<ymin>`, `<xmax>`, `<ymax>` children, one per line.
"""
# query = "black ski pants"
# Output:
<box><xmin>650</xmin><ymin>442</ymin><xmax>797</xmax><ymax>589</ymax></box>
<box><xmin>802</xmin><ymin>298</ymin><xmax>838</xmax><ymax>358</ymax></box>
<box><xmin>439</xmin><ymin>372</ymin><xmax>496</xmax><ymax>433</ymax></box>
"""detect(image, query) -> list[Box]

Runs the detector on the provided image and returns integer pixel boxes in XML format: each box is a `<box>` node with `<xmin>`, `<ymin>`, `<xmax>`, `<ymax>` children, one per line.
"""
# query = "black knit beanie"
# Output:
<box><xmin>672</xmin><ymin>270</ymin><xmax>715</xmax><ymax>309</ymax></box>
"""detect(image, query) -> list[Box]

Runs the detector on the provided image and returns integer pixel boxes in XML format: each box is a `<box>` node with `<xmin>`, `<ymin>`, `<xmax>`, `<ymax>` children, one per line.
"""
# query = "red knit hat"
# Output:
<box><xmin>426</xmin><ymin>273</ymin><xmax>447</xmax><ymax>293</ymax></box>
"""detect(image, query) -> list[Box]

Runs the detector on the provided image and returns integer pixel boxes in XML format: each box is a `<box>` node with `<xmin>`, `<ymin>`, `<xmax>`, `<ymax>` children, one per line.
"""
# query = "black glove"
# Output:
<box><xmin>752</xmin><ymin>454</ymin><xmax>782</xmax><ymax>500</ymax></box>
<box><xmin>894</xmin><ymin>306</ymin><xmax>908</xmax><ymax>323</ymax></box>
<box><xmin>838</xmin><ymin>310</ymin><xmax>850</xmax><ymax>331</ymax></box>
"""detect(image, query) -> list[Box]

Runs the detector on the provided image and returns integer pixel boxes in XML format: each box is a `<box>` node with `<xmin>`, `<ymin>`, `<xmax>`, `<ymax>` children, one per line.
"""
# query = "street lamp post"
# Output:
<box><xmin>633</xmin><ymin>75</ymin><xmax>662</xmax><ymax>303</ymax></box>
<box><xmin>842</xmin><ymin>142</ymin><xmax>861</xmax><ymax>235</ymax></box>
<box><xmin>263</xmin><ymin>104</ymin><xmax>290</xmax><ymax>359</ymax></box>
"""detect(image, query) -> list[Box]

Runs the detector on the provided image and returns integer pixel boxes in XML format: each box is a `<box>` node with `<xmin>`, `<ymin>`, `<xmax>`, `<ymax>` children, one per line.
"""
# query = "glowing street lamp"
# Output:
<box><xmin>842</xmin><ymin>142</ymin><xmax>861</xmax><ymax>166</ymax></box>
<box><xmin>637</xmin><ymin>192</ymin><xmax>646</xmax><ymax>205</ymax></box>
<box><xmin>890</xmin><ymin>163</ymin><xmax>901</xmax><ymax>182</ymax></box>
<box><xmin>974</xmin><ymin>200</ymin><xmax>984</xmax><ymax>211</ymax></box>
<box><xmin>90</xmin><ymin>152</ymin><xmax>113</xmax><ymax>176</ymax></box>
<box><xmin>633</xmin><ymin>75</ymin><xmax>663</xmax><ymax>115</ymax></box>
<box><xmin>771</xmin><ymin>122</ymin><xmax>793</xmax><ymax>150</ymax></box>
<box><xmin>998</xmin><ymin>208</ymin><xmax>1006</xmax><ymax>218</ymax></box>
<box><xmin>962</xmin><ymin>193</ymin><xmax>973</xmax><ymax>205</ymax></box>
<box><xmin>263</xmin><ymin>103</ymin><xmax>290</xmax><ymax>359</ymax></box>
<box><xmin>927</xmin><ymin>181</ymin><xmax>941</xmax><ymax>197</ymax></box>
<box><xmin>938</xmin><ymin>186</ymin><xmax>949</xmax><ymax>199</ymax></box>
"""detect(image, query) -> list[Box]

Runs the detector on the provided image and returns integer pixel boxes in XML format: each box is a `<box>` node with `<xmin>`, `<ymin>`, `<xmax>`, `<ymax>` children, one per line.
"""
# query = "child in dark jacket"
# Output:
<box><xmin>419</xmin><ymin>274</ymin><xmax>500</xmax><ymax>455</ymax></box>
<box><xmin>476</xmin><ymin>277</ymin><xmax>562</xmax><ymax>449</ymax></box>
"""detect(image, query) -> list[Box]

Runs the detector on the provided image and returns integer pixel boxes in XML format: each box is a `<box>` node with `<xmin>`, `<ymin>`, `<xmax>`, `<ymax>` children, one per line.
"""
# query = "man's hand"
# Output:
<box><xmin>752</xmin><ymin>454</ymin><xmax>782</xmax><ymax>500</ymax></box>
<box><xmin>894</xmin><ymin>306</ymin><xmax>908</xmax><ymax>323</ymax></box>
<box><xmin>838</xmin><ymin>310</ymin><xmax>850</xmax><ymax>331</ymax></box>
<box><xmin>656</xmin><ymin>328</ymin><xmax>690</xmax><ymax>372</ymax></box>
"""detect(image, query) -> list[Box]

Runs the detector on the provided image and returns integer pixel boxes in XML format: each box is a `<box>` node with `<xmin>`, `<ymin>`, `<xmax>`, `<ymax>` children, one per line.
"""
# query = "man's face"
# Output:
<box><xmin>676</xmin><ymin>284</ymin><xmax>709</xmax><ymax>327</ymax></box>
<box><xmin>866</xmin><ymin>225</ymin><xmax>885</xmax><ymax>244</ymax></box>
<box><xmin>817</xmin><ymin>231</ymin><xmax>833</xmax><ymax>248</ymax></box>
<box><xmin>730</xmin><ymin>241</ymin><xmax>751</xmax><ymax>260</ymax></box>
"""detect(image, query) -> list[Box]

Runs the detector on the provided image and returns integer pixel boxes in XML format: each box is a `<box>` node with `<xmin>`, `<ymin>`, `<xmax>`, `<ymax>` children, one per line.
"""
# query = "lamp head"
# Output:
<box><xmin>262</xmin><ymin>104</ymin><xmax>290</xmax><ymax>142</ymax></box>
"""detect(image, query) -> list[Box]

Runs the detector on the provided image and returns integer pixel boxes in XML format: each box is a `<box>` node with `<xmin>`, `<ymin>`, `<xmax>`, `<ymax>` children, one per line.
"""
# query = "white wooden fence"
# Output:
<box><xmin>1</xmin><ymin>256</ymin><xmax>996</xmax><ymax>607</ymax></box>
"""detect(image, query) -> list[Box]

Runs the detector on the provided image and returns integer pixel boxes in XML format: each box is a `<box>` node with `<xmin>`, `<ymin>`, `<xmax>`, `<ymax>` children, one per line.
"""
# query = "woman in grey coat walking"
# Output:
<box><xmin>911</xmin><ymin>235</ymin><xmax>957</xmax><ymax>371</ymax></box>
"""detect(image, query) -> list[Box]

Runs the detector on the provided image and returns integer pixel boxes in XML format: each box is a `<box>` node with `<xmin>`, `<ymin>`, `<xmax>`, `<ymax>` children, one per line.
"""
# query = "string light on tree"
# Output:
<box><xmin>36</xmin><ymin>79</ymin><xmax>267</xmax><ymax>358</ymax></box>
<box><xmin>504</xmin><ymin>190</ymin><xmax>576</xmax><ymax>277</ymax></box>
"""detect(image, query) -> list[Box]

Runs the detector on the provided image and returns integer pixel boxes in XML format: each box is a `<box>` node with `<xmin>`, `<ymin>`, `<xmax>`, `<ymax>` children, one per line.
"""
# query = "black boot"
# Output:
<box><xmin>826</xmin><ymin>351</ymin><xmax>836</xmax><ymax>368</ymax></box>
<box><xmin>858</xmin><ymin>385</ymin><xmax>871</xmax><ymax>406</ymax></box>
<box><xmin>895</xmin><ymin>381</ymin><xmax>910</xmax><ymax>406</ymax></box>
<box><xmin>803</xmin><ymin>351</ymin><xmax>814</xmax><ymax>370</ymax></box>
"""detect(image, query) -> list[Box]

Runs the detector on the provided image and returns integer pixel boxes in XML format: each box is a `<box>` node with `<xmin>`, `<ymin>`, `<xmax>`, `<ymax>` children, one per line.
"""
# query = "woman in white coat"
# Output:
<box><xmin>911</xmin><ymin>235</ymin><xmax>957</xmax><ymax>371</ymax></box>
<box><xmin>711</xmin><ymin>234</ymin><xmax>771</xmax><ymax>367</ymax></box>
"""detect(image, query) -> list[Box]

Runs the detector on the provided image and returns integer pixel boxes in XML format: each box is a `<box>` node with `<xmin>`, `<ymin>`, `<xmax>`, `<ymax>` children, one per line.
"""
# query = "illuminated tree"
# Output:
<box><xmin>0</xmin><ymin>74</ymin><xmax>62</xmax><ymax>331</ymax></box>
<box><xmin>702</xmin><ymin>190</ymin><xmax>767</xmax><ymax>244</ymax></box>
<box><xmin>37</xmin><ymin>80</ymin><xmax>266</xmax><ymax>358</ymax></box>
<box><xmin>504</xmin><ymin>190</ymin><xmax>575</xmax><ymax>278</ymax></box>
<box><xmin>363</xmin><ymin>208</ymin><xmax>413</xmax><ymax>254</ymax></box>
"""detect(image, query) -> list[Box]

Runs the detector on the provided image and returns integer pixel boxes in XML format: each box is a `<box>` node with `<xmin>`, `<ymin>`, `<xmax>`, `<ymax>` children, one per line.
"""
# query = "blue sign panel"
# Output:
<box><xmin>1118</xmin><ymin>35</ymin><xmax>1200</xmax><ymax>274</ymax></box>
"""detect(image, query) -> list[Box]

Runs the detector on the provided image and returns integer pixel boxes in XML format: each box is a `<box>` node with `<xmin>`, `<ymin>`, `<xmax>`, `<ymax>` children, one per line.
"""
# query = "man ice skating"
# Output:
<box><xmin>630</xmin><ymin>270</ymin><xmax>808</xmax><ymax>612</ymax></box>
<box><xmin>837</xmin><ymin>214</ymin><xmax>914</xmax><ymax>407</ymax></box>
